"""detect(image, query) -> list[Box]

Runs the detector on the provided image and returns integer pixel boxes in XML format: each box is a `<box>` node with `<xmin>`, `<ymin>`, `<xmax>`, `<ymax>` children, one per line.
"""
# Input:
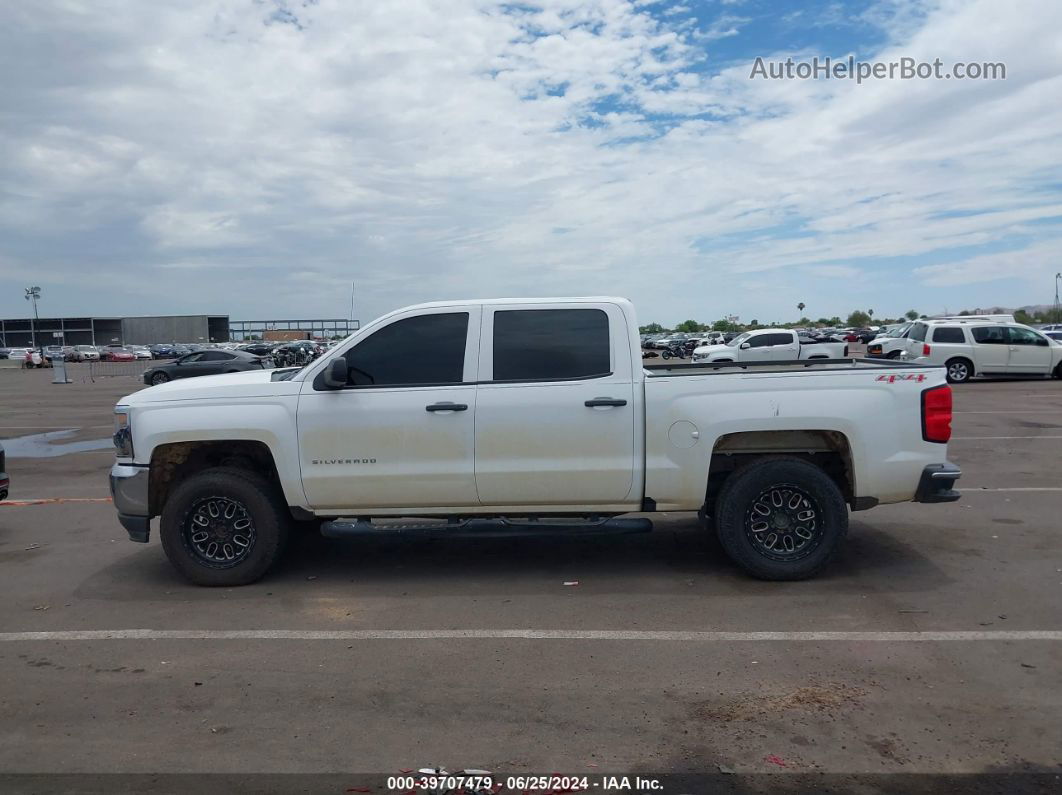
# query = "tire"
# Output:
<box><xmin>714</xmin><ymin>457</ymin><xmax>848</xmax><ymax>581</ymax></box>
<box><xmin>945</xmin><ymin>357</ymin><xmax>973</xmax><ymax>384</ymax></box>
<box><xmin>885</xmin><ymin>350</ymin><xmax>902</xmax><ymax>360</ymax></box>
<box><xmin>150</xmin><ymin>372</ymin><xmax>171</xmax><ymax>385</ymax></box>
<box><xmin>160</xmin><ymin>467</ymin><xmax>290</xmax><ymax>586</ymax></box>
<box><xmin>1053</xmin><ymin>362</ymin><xmax>1062</xmax><ymax>380</ymax></box>
<box><xmin>661</xmin><ymin>350</ymin><xmax>671</xmax><ymax>360</ymax></box>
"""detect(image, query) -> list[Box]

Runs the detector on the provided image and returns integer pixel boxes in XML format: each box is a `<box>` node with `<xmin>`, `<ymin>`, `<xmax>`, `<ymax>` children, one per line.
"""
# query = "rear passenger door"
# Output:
<box><xmin>473</xmin><ymin>304</ymin><xmax>637</xmax><ymax>508</ymax></box>
<box><xmin>1005</xmin><ymin>327</ymin><xmax>1052</xmax><ymax>374</ymax></box>
<box><xmin>765</xmin><ymin>332</ymin><xmax>799</xmax><ymax>360</ymax></box>
<box><xmin>969</xmin><ymin>326</ymin><xmax>1009</xmax><ymax>372</ymax></box>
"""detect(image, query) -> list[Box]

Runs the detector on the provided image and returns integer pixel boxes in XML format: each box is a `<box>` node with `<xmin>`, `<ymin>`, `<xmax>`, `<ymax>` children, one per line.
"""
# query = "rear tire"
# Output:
<box><xmin>714</xmin><ymin>457</ymin><xmax>848</xmax><ymax>581</ymax></box>
<box><xmin>160</xmin><ymin>467</ymin><xmax>289</xmax><ymax>586</ymax></box>
<box><xmin>945</xmin><ymin>357</ymin><xmax>973</xmax><ymax>384</ymax></box>
<box><xmin>150</xmin><ymin>372</ymin><xmax>170</xmax><ymax>385</ymax></box>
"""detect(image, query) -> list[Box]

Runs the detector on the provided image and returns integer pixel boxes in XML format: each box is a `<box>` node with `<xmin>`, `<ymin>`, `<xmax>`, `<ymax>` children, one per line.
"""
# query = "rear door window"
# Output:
<box><xmin>971</xmin><ymin>326</ymin><xmax>1006</xmax><ymax>345</ymax></box>
<box><xmin>931</xmin><ymin>327</ymin><xmax>965</xmax><ymax>343</ymax></box>
<box><xmin>493</xmin><ymin>309</ymin><xmax>610</xmax><ymax>381</ymax></box>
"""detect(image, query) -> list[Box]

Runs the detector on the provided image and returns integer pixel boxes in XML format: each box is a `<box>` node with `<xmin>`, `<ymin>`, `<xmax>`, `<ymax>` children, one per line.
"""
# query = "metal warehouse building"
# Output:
<box><xmin>0</xmin><ymin>315</ymin><xmax>230</xmax><ymax>348</ymax></box>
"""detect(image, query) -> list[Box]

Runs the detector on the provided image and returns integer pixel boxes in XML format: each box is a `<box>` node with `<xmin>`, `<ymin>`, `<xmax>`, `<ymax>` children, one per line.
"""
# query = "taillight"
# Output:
<box><xmin>922</xmin><ymin>385</ymin><xmax>952</xmax><ymax>443</ymax></box>
<box><xmin>922</xmin><ymin>343</ymin><xmax>931</xmax><ymax>356</ymax></box>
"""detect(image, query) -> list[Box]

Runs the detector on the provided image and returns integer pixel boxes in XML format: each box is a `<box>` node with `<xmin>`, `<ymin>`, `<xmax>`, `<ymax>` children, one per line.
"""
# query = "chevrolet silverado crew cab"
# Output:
<box><xmin>692</xmin><ymin>329</ymin><xmax>846</xmax><ymax>363</ymax></box>
<box><xmin>110</xmin><ymin>297</ymin><xmax>960</xmax><ymax>586</ymax></box>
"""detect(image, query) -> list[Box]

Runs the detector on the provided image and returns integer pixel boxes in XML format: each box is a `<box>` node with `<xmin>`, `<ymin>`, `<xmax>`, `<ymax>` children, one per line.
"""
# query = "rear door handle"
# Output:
<box><xmin>425</xmin><ymin>402</ymin><xmax>468</xmax><ymax>412</ymax></box>
<box><xmin>585</xmin><ymin>398</ymin><xmax>627</xmax><ymax>407</ymax></box>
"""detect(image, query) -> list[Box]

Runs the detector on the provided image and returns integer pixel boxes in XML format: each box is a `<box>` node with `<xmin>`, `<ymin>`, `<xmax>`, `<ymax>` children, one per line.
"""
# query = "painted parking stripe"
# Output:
<box><xmin>1</xmin><ymin>629</ymin><xmax>1061</xmax><ymax>643</ymax></box>
<box><xmin>958</xmin><ymin>487</ymin><xmax>1062</xmax><ymax>493</ymax></box>
<box><xmin>952</xmin><ymin>436</ymin><xmax>1062</xmax><ymax>440</ymax></box>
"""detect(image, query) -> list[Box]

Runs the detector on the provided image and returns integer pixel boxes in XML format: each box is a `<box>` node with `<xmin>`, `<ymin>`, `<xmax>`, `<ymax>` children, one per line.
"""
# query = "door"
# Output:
<box><xmin>172</xmin><ymin>352</ymin><xmax>208</xmax><ymax>378</ymax></box>
<box><xmin>969</xmin><ymin>326</ymin><xmax>1010</xmax><ymax>372</ymax></box>
<box><xmin>1005</xmin><ymin>326</ymin><xmax>1052</xmax><ymax>374</ymax></box>
<box><xmin>474</xmin><ymin>304</ymin><xmax>637</xmax><ymax>507</ymax></box>
<box><xmin>197</xmin><ymin>350</ymin><xmax>236</xmax><ymax>375</ymax></box>
<box><xmin>297</xmin><ymin>308</ymin><xmax>481</xmax><ymax>511</ymax></box>
<box><xmin>735</xmin><ymin>332</ymin><xmax>773</xmax><ymax>361</ymax></box>
<box><xmin>765</xmin><ymin>332</ymin><xmax>799</xmax><ymax>360</ymax></box>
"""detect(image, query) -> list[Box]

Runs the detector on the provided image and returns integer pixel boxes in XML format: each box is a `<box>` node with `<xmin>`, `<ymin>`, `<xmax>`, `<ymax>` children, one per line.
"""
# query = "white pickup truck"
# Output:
<box><xmin>110</xmin><ymin>297</ymin><xmax>960</xmax><ymax>586</ymax></box>
<box><xmin>692</xmin><ymin>329</ymin><xmax>846</xmax><ymax>363</ymax></box>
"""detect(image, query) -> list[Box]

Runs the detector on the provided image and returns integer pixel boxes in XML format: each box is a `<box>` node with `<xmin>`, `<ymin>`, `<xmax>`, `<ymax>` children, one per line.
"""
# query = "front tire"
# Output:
<box><xmin>945</xmin><ymin>357</ymin><xmax>973</xmax><ymax>384</ymax></box>
<box><xmin>160</xmin><ymin>467</ymin><xmax>289</xmax><ymax>586</ymax></box>
<box><xmin>714</xmin><ymin>457</ymin><xmax>848</xmax><ymax>581</ymax></box>
<box><xmin>150</xmin><ymin>372</ymin><xmax>170</xmax><ymax>385</ymax></box>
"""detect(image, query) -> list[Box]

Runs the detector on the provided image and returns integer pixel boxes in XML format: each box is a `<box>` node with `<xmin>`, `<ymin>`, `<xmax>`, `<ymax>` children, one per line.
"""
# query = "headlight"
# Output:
<box><xmin>113</xmin><ymin>407</ymin><xmax>133</xmax><ymax>458</ymax></box>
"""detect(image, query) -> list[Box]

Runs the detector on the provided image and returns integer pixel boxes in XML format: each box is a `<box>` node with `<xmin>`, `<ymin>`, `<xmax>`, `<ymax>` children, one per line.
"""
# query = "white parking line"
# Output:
<box><xmin>958</xmin><ymin>487</ymin><xmax>1062</xmax><ymax>492</ymax></box>
<box><xmin>953</xmin><ymin>436</ymin><xmax>1062</xmax><ymax>440</ymax></box>
<box><xmin>1</xmin><ymin>629</ymin><xmax>1060</xmax><ymax>642</ymax></box>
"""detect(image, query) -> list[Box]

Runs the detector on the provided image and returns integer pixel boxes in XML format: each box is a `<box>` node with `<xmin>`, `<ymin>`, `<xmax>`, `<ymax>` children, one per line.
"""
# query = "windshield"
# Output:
<box><xmin>729</xmin><ymin>332</ymin><xmax>751</xmax><ymax>347</ymax></box>
<box><xmin>885</xmin><ymin>323</ymin><xmax>912</xmax><ymax>338</ymax></box>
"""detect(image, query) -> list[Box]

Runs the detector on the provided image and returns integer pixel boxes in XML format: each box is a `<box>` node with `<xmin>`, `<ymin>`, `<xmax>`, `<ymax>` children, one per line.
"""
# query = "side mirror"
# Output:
<box><xmin>322</xmin><ymin>358</ymin><xmax>348</xmax><ymax>389</ymax></box>
<box><xmin>740</xmin><ymin>342</ymin><xmax>751</xmax><ymax>350</ymax></box>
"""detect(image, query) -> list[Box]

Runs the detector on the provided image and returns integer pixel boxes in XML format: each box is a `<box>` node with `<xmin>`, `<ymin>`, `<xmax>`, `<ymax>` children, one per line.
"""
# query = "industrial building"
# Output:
<box><xmin>229</xmin><ymin>318</ymin><xmax>359</xmax><ymax>341</ymax></box>
<box><xmin>0</xmin><ymin>315</ymin><xmax>230</xmax><ymax>347</ymax></box>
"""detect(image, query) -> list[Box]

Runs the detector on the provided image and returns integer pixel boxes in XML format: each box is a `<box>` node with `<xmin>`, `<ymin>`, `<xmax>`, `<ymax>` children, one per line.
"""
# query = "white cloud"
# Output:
<box><xmin>0</xmin><ymin>0</ymin><xmax>1060</xmax><ymax>325</ymax></box>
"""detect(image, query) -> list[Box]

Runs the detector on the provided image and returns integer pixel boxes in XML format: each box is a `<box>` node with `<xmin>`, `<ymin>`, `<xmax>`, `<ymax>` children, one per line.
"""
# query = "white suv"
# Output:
<box><xmin>911</xmin><ymin>321</ymin><xmax>1062</xmax><ymax>383</ymax></box>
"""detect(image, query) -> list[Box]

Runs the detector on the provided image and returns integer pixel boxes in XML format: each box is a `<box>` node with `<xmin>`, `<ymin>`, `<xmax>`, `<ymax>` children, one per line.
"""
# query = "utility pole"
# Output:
<box><xmin>354</xmin><ymin>280</ymin><xmax>363</xmax><ymax>333</ymax></box>
<box><xmin>1055</xmin><ymin>272</ymin><xmax>1061</xmax><ymax>324</ymax></box>
<box><xmin>24</xmin><ymin>285</ymin><xmax>41</xmax><ymax>352</ymax></box>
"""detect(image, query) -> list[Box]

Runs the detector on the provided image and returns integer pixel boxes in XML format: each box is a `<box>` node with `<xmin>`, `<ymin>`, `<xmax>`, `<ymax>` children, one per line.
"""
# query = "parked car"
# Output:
<box><xmin>148</xmin><ymin>344</ymin><xmax>178</xmax><ymax>359</ymax></box>
<box><xmin>2</xmin><ymin>347</ymin><xmax>30</xmax><ymax>360</ymax></box>
<box><xmin>912</xmin><ymin>321</ymin><xmax>1062</xmax><ymax>383</ymax></box>
<box><xmin>70</xmin><ymin>344</ymin><xmax>101</xmax><ymax>362</ymax></box>
<box><xmin>0</xmin><ymin>441</ymin><xmax>8</xmax><ymax>501</ymax></box>
<box><xmin>129</xmin><ymin>346</ymin><xmax>154</xmax><ymax>360</ymax></box>
<box><xmin>142</xmin><ymin>349</ymin><xmax>268</xmax><ymax>386</ymax></box>
<box><xmin>692</xmin><ymin>329</ymin><xmax>847</xmax><ymax>363</ymax></box>
<box><xmin>1045</xmin><ymin>331</ymin><xmax>1062</xmax><ymax>343</ymax></box>
<box><xmin>239</xmin><ymin>342</ymin><xmax>276</xmax><ymax>357</ymax></box>
<box><xmin>43</xmin><ymin>345</ymin><xmax>66</xmax><ymax>360</ymax></box>
<box><xmin>109</xmin><ymin>296</ymin><xmax>959</xmax><ymax>587</ymax></box>
<box><xmin>100</xmin><ymin>346</ymin><xmax>136</xmax><ymax>362</ymax></box>
<box><xmin>866</xmin><ymin>323</ymin><xmax>915</xmax><ymax>359</ymax></box>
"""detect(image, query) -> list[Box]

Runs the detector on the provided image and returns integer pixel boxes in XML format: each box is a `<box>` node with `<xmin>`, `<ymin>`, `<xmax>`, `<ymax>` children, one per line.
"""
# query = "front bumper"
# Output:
<box><xmin>914</xmin><ymin>462</ymin><xmax>962</xmax><ymax>503</ymax></box>
<box><xmin>109</xmin><ymin>463</ymin><xmax>151</xmax><ymax>542</ymax></box>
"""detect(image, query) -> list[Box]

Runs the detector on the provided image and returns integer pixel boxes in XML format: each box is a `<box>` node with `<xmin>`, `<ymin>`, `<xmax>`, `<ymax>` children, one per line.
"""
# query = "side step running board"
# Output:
<box><xmin>321</xmin><ymin>517</ymin><xmax>653</xmax><ymax>539</ymax></box>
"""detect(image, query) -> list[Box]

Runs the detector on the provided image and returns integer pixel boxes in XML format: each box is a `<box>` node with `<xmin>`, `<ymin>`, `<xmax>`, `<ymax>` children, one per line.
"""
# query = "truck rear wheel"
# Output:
<box><xmin>713</xmin><ymin>457</ymin><xmax>848</xmax><ymax>580</ymax></box>
<box><xmin>160</xmin><ymin>467</ymin><xmax>289</xmax><ymax>586</ymax></box>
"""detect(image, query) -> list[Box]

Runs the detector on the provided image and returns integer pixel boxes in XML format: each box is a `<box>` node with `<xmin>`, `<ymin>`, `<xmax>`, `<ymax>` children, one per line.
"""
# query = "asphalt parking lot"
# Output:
<box><xmin>1</xmin><ymin>360</ymin><xmax>1060</xmax><ymax>792</ymax></box>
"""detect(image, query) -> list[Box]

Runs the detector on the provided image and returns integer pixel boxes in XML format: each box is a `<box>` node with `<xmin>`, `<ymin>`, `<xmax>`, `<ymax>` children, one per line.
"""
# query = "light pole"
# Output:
<box><xmin>24</xmin><ymin>286</ymin><xmax>41</xmax><ymax>352</ymax></box>
<box><xmin>349</xmin><ymin>281</ymin><xmax>356</xmax><ymax>334</ymax></box>
<box><xmin>1055</xmin><ymin>272</ymin><xmax>1061</xmax><ymax>324</ymax></box>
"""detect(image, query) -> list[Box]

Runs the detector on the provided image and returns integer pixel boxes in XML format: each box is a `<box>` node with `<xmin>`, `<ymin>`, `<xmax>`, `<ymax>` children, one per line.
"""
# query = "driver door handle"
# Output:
<box><xmin>426</xmin><ymin>402</ymin><xmax>468</xmax><ymax>412</ymax></box>
<box><xmin>585</xmin><ymin>398</ymin><xmax>627</xmax><ymax>407</ymax></box>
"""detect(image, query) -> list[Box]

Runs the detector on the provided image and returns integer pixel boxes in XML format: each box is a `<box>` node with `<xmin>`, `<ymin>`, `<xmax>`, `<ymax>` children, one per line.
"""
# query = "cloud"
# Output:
<box><xmin>0</xmin><ymin>0</ymin><xmax>1060</xmax><ymax>326</ymax></box>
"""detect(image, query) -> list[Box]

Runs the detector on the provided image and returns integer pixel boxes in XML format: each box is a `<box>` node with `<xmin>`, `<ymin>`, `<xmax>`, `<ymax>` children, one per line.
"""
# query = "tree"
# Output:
<box><xmin>750</xmin><ymin>319</ymin><xmax>759</xmax><ymax>327</ymax></box>
<box><xmin>905</xmin><ymin>309</ymin><xmax>919</xmax><ymax>321</ymax></box>
<box><xmin>797</xmin><ymin>302</ymin><xmax>805</xmax><ymax>314</ymax></box>
<box><xmin>712</xmin><ymin>318</ymin><xmax>737</xmax><ymax>332</ymax></box>
<box><xmin>639</xmin><ymin>322</ymin><xmax>664</xmax><ymax>334</ymax></box>
<box><xmin>674</xmin><ymin>319</ymin><xmax>703</xmax><ymax>333</ymax></box>
<box><xmin>846</xmin><ymin>310</ymin><xmax>871</xmax><ymax>327</ymax></box>
<box><xmin>867</xmin><ymin>309</ymin><xmax>874</xmax><ymax>318</ymax></box>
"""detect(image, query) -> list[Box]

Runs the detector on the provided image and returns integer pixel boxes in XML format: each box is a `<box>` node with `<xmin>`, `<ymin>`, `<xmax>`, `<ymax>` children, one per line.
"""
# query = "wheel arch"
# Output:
<box><xmin>149</xmin><ymin>440</ymin><xmax>288</xmax><ymax>517</ymax></box>
<box><xmin>705</xmin><ymin>430</ymin><xmax>855</xmax><ymax>512</ymax></box>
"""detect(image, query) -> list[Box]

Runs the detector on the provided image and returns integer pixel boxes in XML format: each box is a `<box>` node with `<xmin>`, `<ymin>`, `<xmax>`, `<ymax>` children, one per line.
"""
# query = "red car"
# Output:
<box><xmin>101</xmin><ymin>346</ymin><xmax>136</xmax><ymax>362</ymax></box>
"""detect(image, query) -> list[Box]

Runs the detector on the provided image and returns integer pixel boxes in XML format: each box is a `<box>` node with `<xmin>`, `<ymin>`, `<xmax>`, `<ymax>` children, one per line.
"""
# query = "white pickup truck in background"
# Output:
<box><xmin>110</xmin><ymin>297</ymin><xmax>960</xmax><ymax>586</ymax></box>
<box><xmin>692</xmin><ymin>328</ymin><xmax>846</xmax><ymax>363</ymax></box>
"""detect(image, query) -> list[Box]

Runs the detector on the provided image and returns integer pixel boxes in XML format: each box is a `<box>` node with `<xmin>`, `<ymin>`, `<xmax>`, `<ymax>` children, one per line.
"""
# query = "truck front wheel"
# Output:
<box><xmin>160</xmin><ymin>467</ymin><xmax>289</xmax><ymax>586</ymax></box>
<box><xmin>713</xmin><ymin>457</ymin><xmax>848</xmax><ymax>580</ymax></box>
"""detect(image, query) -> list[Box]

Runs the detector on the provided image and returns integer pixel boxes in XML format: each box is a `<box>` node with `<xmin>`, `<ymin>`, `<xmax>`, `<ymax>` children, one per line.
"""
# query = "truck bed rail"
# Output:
<box><xmin>644</xmin><ymin>357</ymin><xmax>940</xmax><ymax>377</ymax></box>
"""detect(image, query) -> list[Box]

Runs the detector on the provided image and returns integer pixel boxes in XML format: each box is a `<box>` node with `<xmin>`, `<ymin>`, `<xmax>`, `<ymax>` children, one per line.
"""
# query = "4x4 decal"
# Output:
<box><xmin>876</xmin><ymin>373</ymin><xmax>927</xmax><ymax>383</ymax></box>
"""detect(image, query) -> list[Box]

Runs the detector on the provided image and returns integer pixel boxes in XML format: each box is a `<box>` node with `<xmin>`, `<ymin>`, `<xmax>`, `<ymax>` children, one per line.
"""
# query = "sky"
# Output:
<box><xmin>1</xmin><ymin>0</ymin><xmax>1060</xmax><ymax>328</ymax></box>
